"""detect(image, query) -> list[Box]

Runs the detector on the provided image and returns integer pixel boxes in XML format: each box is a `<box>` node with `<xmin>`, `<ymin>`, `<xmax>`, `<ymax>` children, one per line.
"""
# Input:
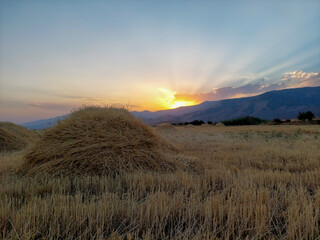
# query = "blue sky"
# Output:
<box><xmin>0</xmin><ymin>0</ymin><xmax>320</xmax><ymax>123</ymax></box>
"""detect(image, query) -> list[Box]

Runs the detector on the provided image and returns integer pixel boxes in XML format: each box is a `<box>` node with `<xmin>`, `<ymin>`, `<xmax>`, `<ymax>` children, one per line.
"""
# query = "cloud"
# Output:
<box><xmin>29</xmin><ymin>102</ymin><xmax>74</xmax><ymax>111</ymax></box>
<box><xmin>175</xmin><ymin>82</ymin><xmax>285</xmax><ymax>102</ymax></box>
<box><xmin>282</xmin><ymin>70</ymin><xmax>320</xmax><ymax>87</ymax></box>
<box><xmin>175</xmin><ymin>70</ymin><xmax>320</xmax><ymax>102</ymax></box>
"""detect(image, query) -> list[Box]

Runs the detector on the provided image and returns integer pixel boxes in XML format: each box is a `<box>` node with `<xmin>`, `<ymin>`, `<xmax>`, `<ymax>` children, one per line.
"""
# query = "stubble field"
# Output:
<box><xmin>1</xmin><ymin>125</ymin><xmax>320</xmax><ymax>239</ymax></box>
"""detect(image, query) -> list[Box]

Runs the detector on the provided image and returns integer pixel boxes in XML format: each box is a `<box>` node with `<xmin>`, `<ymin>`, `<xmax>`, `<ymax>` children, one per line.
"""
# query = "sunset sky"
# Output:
<box><xmin>1</xmin><ymin>0</ymin><xmax>320</xmax><ymax>123</ymax></box>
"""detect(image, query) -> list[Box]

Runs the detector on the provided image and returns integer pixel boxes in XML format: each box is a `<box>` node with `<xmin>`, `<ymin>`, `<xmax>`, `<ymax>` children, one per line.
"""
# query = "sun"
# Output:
<box><xmin>170</xmin><ymin>100</ymin><xmax>196</xmax><ymax>109</ymax></box>
<box><xmin>158</xmin><ymin>88</ymin><xmax>197</xmax><ymax>109</ymax></box>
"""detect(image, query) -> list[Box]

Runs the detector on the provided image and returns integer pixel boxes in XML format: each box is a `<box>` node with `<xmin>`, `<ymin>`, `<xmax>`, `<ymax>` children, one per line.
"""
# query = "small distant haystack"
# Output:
<box><xmin>185</xmin><ymin>124</ymin><xmax>195</xmax><ymax>128</ymax></box>
<box><xmin>23</xmin><ymin>107</ymin><xmax>200</xmax><ymax>176</ymax></box>
<box><xmin>155</xmin><ymin>123</ymin><xmax>177</xmax><ymax>132</ymax></box>
<box><xmin>0</xmin><ymin>128</ymin><xmax>26</xmax><ymax>151</ymax></box>
<box><xmin>215</xmin><ymin>123</ymin><xmax>225</xmax><ymax>127</ymax></box>
<box><xmin>0</xmin><ymin>122</ymin><xmax>37</xmax><ymax>151</ymax></box>
<box><xmin>200</xmin><ymin>124</ymin><xmax>210</xmax><ymax>128</ymax></box>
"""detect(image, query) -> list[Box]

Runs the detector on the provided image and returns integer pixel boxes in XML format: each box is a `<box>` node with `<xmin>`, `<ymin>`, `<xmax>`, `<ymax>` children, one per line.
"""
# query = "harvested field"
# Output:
<box><xmin>0</xmin><ymin>124</ymin><xmax>320</xmax><ymax>239</ymax></box>
<box><xmin>155</xmin><ymin>123</ymin><xmax>177</xmax><ymax>131</ymax></box>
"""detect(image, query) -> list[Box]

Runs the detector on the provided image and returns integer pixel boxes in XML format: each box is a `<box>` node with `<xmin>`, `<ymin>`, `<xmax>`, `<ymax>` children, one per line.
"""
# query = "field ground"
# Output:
<box><xmin>1</xmin><ymin>125</ymin><xmax>320</xmax><ymax>239</ymax></box>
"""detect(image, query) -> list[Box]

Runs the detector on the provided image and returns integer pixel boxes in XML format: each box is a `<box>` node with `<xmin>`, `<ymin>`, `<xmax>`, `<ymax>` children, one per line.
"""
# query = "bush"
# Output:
<box><xmin>297</xmin><ymin>111</ymin><xmax>315</xmax><ymax>121</ymax></box>
<box><xmin>189</xmin><ymin>120</ymin><xmax>205</xmax><ymax>126</ymax></box>
<box><xmin>222</xmin><ymin>116</ymin><xmax>267</xmax><ymax>126</ymax></box>
<box><xmin>273</xmin><ymin>118</ymin><xmax>282</xmax><ymax>124</ymax></box>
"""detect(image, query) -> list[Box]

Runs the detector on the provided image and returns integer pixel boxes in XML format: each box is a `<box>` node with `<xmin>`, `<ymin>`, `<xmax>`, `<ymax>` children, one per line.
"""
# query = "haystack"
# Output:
<box><xmin>200</xmin><ymin>124</ymin><xmax>210</xmax><ymax>128</ymax></box>
<box><xmin>155</xmin><ymin>123</ymin><xmax>176</xmax><ymax>131</ymax></box>
<box><xmin>215</xmin><ymin>123</ymin><xmax>225</xmax><ymax>127</ymax></box>
<box><xmin>23</xmin><ymin>107</ymin><xmax>200</xmax><ymax>176</ymax></box>
<box><xmin>184</xmin><ymin>124</ymin><xmax>195</xmax><ymax>128</ymax></box>
<box><xmin>0</xmin><ymin>122</ymin><xmax>38</xmax><ymax>151</ymax></box>
<box><xmin>0</xmin><ymin>128</ymin><xmax>26</xmax><ymax>151</ymax></box>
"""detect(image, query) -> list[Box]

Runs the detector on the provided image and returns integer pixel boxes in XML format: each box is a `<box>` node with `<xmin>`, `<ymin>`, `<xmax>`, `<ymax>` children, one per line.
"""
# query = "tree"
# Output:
<box><xmin>190</xmin><ymin>120</ymin><xmax>205</xmax><ymax>125</ymax></box>
<box><xmin>221</xmin><ymin>116</ymin><xmax>267</xmax><ymax>126</ymax></box>
<box><xmin>297</xmin><ymin>111</ymin><xmax>315</xmax><ymax>121</ymax></box>
<box><xmin>273</xmin><ymin>118</ymin><xmax>282</xmax><ymax>124</ymax></box>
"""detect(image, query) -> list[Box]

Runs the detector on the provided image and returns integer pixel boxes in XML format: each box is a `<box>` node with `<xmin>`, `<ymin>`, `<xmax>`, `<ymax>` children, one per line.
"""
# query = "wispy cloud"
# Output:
<box><xmin>29</xmin><ymin>102</ymin><xmax>74</xmax><ymax>111</ymax></box>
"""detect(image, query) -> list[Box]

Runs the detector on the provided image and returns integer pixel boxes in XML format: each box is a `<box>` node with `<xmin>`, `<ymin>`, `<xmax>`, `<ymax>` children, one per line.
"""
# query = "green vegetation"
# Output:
<box><xmin>298</xmin><ymin>111</ymin><xmax>315</xmax><ymax>121</ymax></box>
<box><xmin>184</xmin><ymin>120</ymin><xmax>205</xmax><ymax>126</ymax></box>
<box><xmin>222</xmin><ymin>116</ymin><xmax>267</xmax><ymax>126</ymax></box>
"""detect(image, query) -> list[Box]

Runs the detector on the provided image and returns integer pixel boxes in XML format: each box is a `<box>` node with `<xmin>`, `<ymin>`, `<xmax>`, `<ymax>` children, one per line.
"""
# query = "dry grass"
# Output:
<box><xmin>155</xmin><ymin>123</ymin><xmax>177</xmax><ymax>132</ymax></box>
<box><xmin>0</xmin><ymin>124</ymin><xmax>320</xmax><ymax>239</ymax></box>
<box><xmin>23</xmin><ymin>107</ymin><xmax>200</xmax><ymax>176</ymax></box>
<box><xmin>0</xmin><ymin>122</ymin><xmax>38</xmax><ymax>152</ymax></box>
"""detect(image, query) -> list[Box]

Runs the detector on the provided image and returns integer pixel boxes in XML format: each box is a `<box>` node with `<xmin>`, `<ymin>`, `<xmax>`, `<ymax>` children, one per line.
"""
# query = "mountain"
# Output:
<box><xmin>172</xmin><ymin>86</ymin><xmax>320</xmax><ymax>123</ymax></box>
<box><xmin>21</xmin><ymin>86</ymin><xmax>320</xmax><ymax>129</ymax></box>
<box><xmin>132</xmin><ymin>86</ymin><xmax>320</xmax><ymax>124</ymax></box>
<box><xmin>21</xmin><ymin>115</ymin><xmax>68</xmax><ymax>130</ymax></box>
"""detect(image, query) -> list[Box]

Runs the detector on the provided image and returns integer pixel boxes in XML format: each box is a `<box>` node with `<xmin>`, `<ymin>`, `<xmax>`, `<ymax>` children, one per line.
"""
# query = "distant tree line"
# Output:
<box><xmin>221</xmin><ymin>116</ymin><xmax>267</xmax><ymax>126</ymax></box>
<box><xmin>273</xmin><ymin>111</ymin><xmax>318</xmax><ymax>124</ymax></box>
<box><xmin>173</xmin><ymin>120</ymin><xmax>213</xmax><ymax>126</ymax></box>
<box><xmin>171</xmin><ymin>111</ymin><xmax>319</xmax><ymax>127</ymax></box>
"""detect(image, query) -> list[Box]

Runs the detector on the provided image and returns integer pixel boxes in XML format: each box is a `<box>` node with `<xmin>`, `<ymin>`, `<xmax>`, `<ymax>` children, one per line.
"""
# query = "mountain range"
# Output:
<box><xmin>21</xmin><ymin>86</ymin><xmax>320</xmax><ymax>129</ymax></box>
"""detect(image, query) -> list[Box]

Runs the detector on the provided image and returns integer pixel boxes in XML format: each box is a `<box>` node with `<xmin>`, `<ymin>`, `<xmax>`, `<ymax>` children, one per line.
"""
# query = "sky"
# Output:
<box><xmin>0</xmin><ymin>0</ymin><xmax>320</xmax><ymax>123</ymax></box>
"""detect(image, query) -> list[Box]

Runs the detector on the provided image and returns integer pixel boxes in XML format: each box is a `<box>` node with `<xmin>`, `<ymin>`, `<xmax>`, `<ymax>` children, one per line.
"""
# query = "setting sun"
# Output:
<box><xmin>170</xmin><ymin>100</ymin><xmax>196</xmax><ymax>109</ymax></box>
<box><xmin>157</xmin><ymin>88</ymin><xmax>197</xmax><ymax>109</ymax></box>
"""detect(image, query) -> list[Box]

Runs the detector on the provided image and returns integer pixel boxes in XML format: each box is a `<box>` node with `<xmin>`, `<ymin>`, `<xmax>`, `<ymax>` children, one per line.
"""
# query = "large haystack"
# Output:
<box><xmin>23</xmin><ymin>107</ymin><xmax>199</xmax><ymax>176</ymax></box>
<box><xmin>155</xmin><ymin>123</ymin><xmax>177</xmax><ymax>131</ymax></box>
<box><xmin>0</xmin><ymin>122</ymin><xmax>38</xmax><ymax>151</ymax></box>
<box><xmin>215</xmin><ymin>123</ymin><xmax>225</xmax><ymax>127</ymax></box>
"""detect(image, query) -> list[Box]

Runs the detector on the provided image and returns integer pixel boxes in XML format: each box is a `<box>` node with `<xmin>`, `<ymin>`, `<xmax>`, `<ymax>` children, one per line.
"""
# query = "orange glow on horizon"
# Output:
<box><xmin>170</xmin><ymin>100</ymin><xmax>197</xmax><ymax>109</ymax></box>
<box><xmin>157</xmin><ymin>88</ymin><xmax>198</xmax><ymax>109</ymax></box>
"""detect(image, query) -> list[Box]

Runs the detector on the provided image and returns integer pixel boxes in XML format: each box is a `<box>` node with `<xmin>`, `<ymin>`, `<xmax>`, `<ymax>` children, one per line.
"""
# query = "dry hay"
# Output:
<box><xmin>155</xmin><ymin>123</ymin><xmax>177</xmax><ymax>131</ymax></box>
<box><xmin>200</xmin><ymin>124</ymin><xmax>211</xmax><ymax>128</ymax></box>
<box><xmin>215</xmin><ymin>123</ymin><xmax>225</xmax><ymax>127</ymax></box>
<box><xmin>0</xmin><ymin>122</ymin><xmax>38</xmax><ymax>151</ymax></box>
<box><xmin>0</xmin><ymin>128</ymin><xmax>26</xmax><ymax>151</ymax></box>
<box><xmin>184</xmin><ymin>124</ymin><xmax>195</xmax><ymax>128</ymax></box>
<box><xmin>23</xmin><ymin>107</ymin><xmax>202</xmax><ymax>176</ymax></box>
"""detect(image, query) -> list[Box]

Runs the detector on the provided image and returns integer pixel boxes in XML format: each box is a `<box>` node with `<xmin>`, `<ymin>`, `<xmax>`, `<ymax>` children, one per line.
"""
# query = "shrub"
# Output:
<box><xmin>273</xmin><ymin>118</ymin><xmax>282</xmax><ymax>124</ymax></box>
<box><xmin>222</xmin><ymin>116</ymin><xmax>267</xmax><ymax>126</ymax></box>
<box><xmin>297</xmin><ymin>111</ymin><xmax>315</xmax><ymax>121</ymax></box>
<box><xmin>189</xmin><ymin>120</ymin><xmax>205</xmax><ymax>126</ymax></box>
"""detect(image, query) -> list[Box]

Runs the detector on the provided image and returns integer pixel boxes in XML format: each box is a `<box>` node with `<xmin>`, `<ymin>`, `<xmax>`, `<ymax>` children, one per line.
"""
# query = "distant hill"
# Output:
<box><xmin>132</xmin><ymin>86</ymin><xmax>320</xmax><ymax>124</ymax></box>
<box><xmin>175</xmin><ymin>86</ymin><xmax>320</xmax><ymax>123</ymax></box>
<box><xmin>21</xmin><ymin>115</ymin><xmax>68</xmax><ymax>130</ymax></box>
<box><xmin>21</xmin><ymin>86</ymin><xmax>320</xmax><ymax>129</ymax></box>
